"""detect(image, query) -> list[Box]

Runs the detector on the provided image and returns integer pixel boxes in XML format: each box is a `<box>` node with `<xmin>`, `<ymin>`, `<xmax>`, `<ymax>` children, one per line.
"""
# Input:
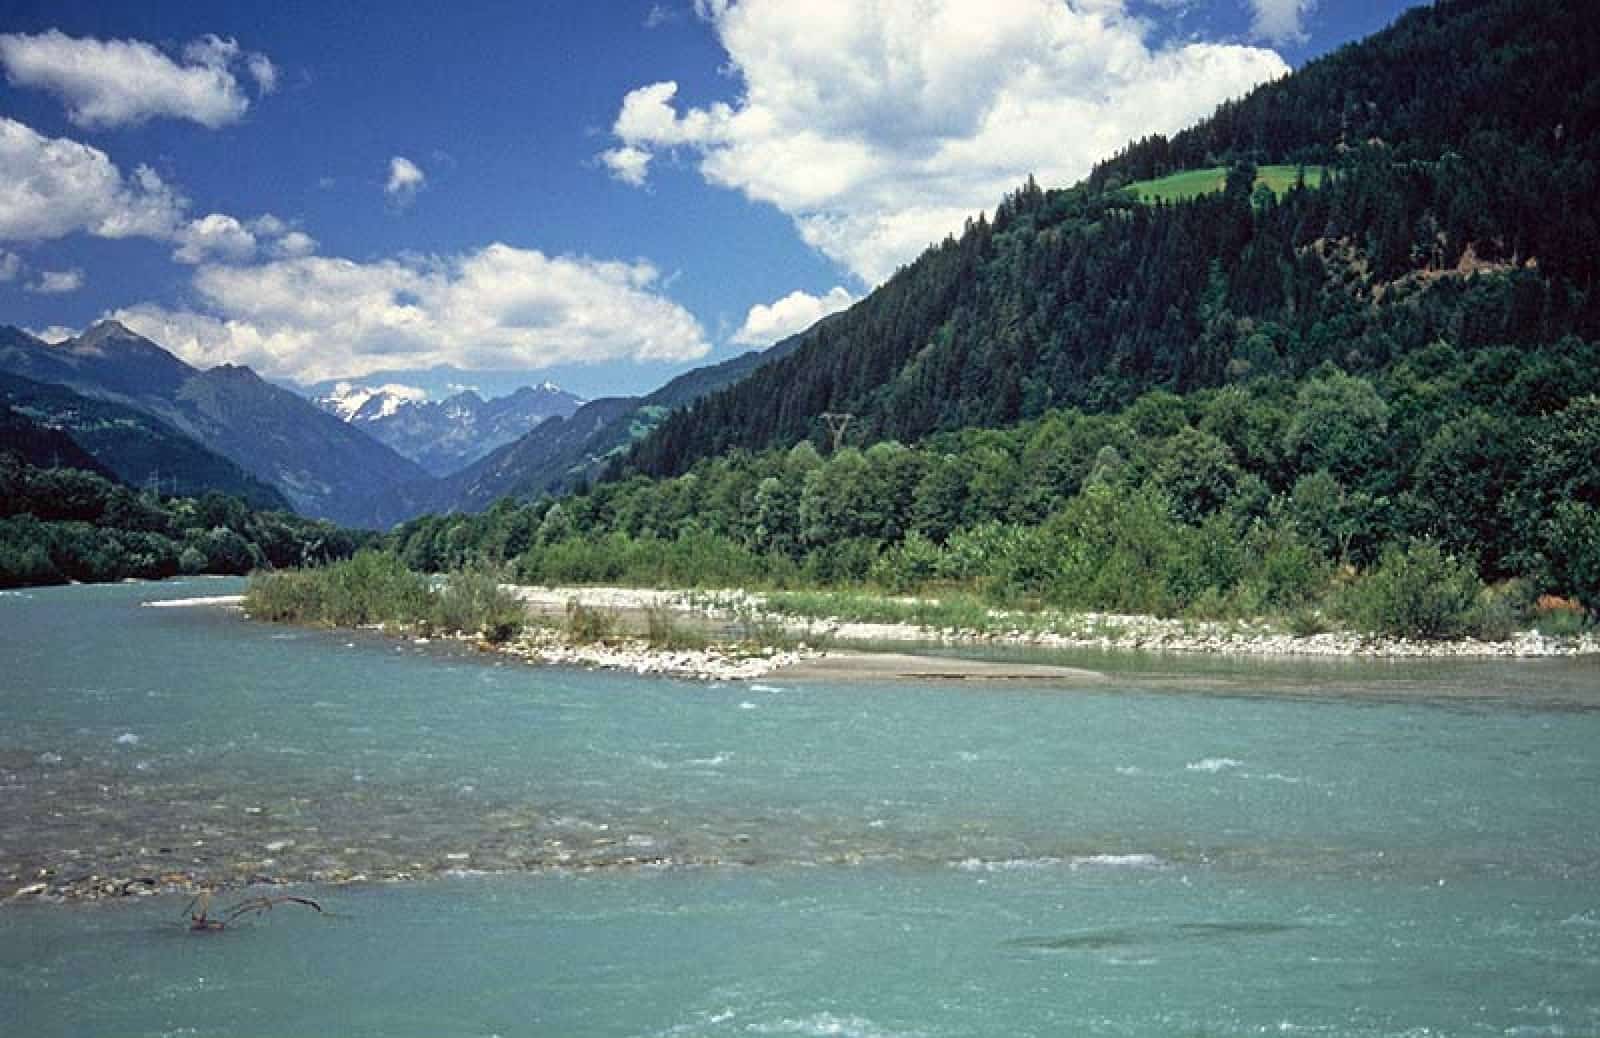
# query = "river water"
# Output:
<box><xmin>2</xmin><ymin>580</ymin><xmax>1597</xmax><ymax>1036</ymax></box>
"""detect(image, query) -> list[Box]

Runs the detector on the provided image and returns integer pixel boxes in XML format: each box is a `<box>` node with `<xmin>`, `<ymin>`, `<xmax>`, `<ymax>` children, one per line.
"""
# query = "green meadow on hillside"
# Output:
<box><xmin>1123</xmin><ymin>164</ymin><xmax>1326</xmax><ymax>203</ymax></box>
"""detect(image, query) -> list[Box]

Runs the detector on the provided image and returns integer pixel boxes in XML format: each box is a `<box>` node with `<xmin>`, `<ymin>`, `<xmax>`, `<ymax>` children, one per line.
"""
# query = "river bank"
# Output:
<box><xmin>162</xmin><ymin>583</ymin><xmax>1600</xmax><ymax>687</ymax></box>
<box><xmin>504</xmin><ymin>585</ymin><xmax>1600</xmax><ymax>662</ymax></box>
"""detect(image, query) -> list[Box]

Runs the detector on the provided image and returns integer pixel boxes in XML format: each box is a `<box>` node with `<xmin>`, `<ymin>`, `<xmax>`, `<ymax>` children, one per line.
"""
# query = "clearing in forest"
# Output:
<box><xmin>1122</xmin><ymin>164</ymin><xmax>1326</xmax><ymax>203</ymax></box>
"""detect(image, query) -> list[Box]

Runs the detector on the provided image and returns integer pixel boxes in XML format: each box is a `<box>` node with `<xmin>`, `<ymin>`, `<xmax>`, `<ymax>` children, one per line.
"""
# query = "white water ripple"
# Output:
<box><xmin>953</xmin><ymin>853</ymin><xmax>1164</xmax><ymax>872</ymax></box>
<box><xmin>748</xmin><ymin>1012</ymin><xmax>925</xmax><ymax>1037</ymax></box>
<box><xmin>1186</xmin><ymin>757</ymin><xmax>1243</xmax><ymax>773</ymax></box>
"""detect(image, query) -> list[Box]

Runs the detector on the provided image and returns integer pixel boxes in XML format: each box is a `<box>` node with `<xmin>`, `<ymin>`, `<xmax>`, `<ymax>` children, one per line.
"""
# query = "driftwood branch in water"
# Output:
<box><xmin>184</xmin><ymin>891</ymin><xmax>325</xmax><ymax>932</ymax></box>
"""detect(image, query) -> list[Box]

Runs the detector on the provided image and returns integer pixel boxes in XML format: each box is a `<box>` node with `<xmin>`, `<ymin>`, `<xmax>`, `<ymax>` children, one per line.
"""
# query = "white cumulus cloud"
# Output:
<box><xmin>0</xmin><ymin>249</ymin><xmax>19</xmax><ymax>281</ymax></box>
<box><xmin>385</xmin><ymin>156</ymin><xmax>426</xmax><ymax>205</ymax></box>
<box><xmin>644</xmin><ymin>4</ymin><xmax>683</xmax><ymax>28</ymax></box>
<box><xmin>174</xmin><ymin>212</ymin><xmax>259</xmax><ymax>264</ymax></box>
<box><xmin>732</xmin><ymin>286</ymin><xmax>856</xmax><ymax>347</ymax></box>
<box><xmin>245</xmin><ymin>53</ymin><xmax>279</xmax><ymax>94</ymax></box>
<box><xmin>272</xmin><ymin>230</ymin><xmax>318</xmax><ymax>258</ymax></box>
<box><xmin>0</xmin><ymin>117</ymin><xmax>187</xmax><ymax>241</ymax></box>
<box><xmin>1248</xmin><ymin>0</ymin><xmax>1314</xmax><ymax>44</ymax></box>
<box><xmin>0</xmin><ymin>29</ymin><xmax>274</xmax><ymax>129</ymax></box>
<box><xmin>0</xmin><ymin>116</ymin><xmax>312</xmax><ymax>269</ymax></box>
<box><xmin>112</xmin><ymin>244</ymin><xmax>711</xmax><ymax>383</ymax></box>
<box><xmin>27</xmin><ymin>268</ymin><xmax>85</xmax><ymax>294</ymax></box>
<box><xmin>600</xmin><ymin>145</ymin><xmax>654</xmax><ymax>187</ymax></box>
<box><xmin>182</xmin><ymin>33</ymin><xmax>241</xmax><ymax>70</ymax></box>
<box><xmin>604</xmin><ymin>0</ymin><xmax>1289</xmax><ymax>283</ymax></box>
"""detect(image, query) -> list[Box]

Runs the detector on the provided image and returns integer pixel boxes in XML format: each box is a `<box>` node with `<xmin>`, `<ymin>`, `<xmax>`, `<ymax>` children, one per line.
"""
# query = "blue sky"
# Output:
<box><xmin>0</xmin><ymin>0</ymin><xmax>1423</xmax><ymax>401</ymax></box>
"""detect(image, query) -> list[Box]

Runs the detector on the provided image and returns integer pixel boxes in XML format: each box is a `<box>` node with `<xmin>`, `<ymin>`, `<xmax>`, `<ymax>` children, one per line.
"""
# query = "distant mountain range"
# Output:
<box><xmin>313</xmin><ymin>380</ymin><xmax>584</xmax><ymax>476</ymax></box>
<box><xmin>0</xmin><ymin>322</ymin><xmax>424</xmax><ymax>525</ymax></box>
<box><xmin>360</xmin><ymin>331</ymin><xmax>809</xmax><ymax>527</ymax></box>
<box><xmin>0</xmin><ymin>320</ymin><xmax>798</xmax><ymax>528</ymax></box>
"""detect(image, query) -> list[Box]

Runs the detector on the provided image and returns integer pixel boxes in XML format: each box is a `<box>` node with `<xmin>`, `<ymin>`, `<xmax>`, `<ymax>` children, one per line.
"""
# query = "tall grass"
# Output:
<box><xmin>563</xmin><ymin>598</ymin><xmax>621</xmax><ymax>644</ymax></box>
<box><xmin>245</xmin><ymin>551</ymin><xmax>526</xmax><ymax>642</ymax></box>
<box><xmin>642</xmin><ymin>603</ymin><xmax>712</xmax><ymax>650</ymax></box>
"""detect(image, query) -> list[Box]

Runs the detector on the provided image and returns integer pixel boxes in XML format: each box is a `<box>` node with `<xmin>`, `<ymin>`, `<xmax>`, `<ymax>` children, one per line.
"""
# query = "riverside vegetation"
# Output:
<box><xmin>238</xmin><ymin>553</ymin><xmax>811</xmax><ymax>655</ymax></box>
<box><xmin>241</xmin><ymin>340</ymin><xmax>1600</xmax><ymax>649</ymax></box>
<box><xmin>242</xmin><ymin>551</ymin><xmax>819</xmax><ymax>679</ymax></box>
<box><xmin>376</xmin><ymin>360</ymin><xmax>1599</xmax><ymax>644</ymax></box>
<box><xmin>243</xmin><ymin>551</ymin><xmax>526</xmax><ymax>644</ymax></box>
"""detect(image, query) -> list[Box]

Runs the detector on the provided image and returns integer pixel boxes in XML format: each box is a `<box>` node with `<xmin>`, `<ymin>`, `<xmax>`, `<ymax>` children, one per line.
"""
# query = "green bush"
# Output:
<box><xmin>242</xmin><ymin>567</ymin><xmax>324</xmax><ymax>622</ymax></box>
<box><xmin>1285</xmin><ymin>607</ymin><xmax>1332</xmax><ymax>637</ymax></box>
<box><xmin>801</xmin><ymin>537</ymin><xmax>882</xmax><ymax>586</ymax></box>
<box><xmin>178</xmin><ymin>545</ymin><xmax>208</xmax><ymax>574</ymax></box>
<box><xmin>1236</xmin><ymin>522</ymin><xmax>1332</xmax><ymax>614</ymax></box>
<box><xmin>869</xmin><ymin>531</ymin><xmax>943</xmax><ymax>592</ymax></box>
<box><xmin>1541</xmin><ymin>502</ymin><xmax>1600</xmax><ymax>619</ymax></box>
<box><xmin>1041</xmin><ymin>484</ymin><xmax>1185</xmax><ymax>615</ymax></box>
<box><xmin>0</xmin><ymin>517</ymin><xmax>63</xmax><ymax>588</ymax></box>
<box><xmin>1533</xmin><ymin>607</ymin><xmax>1592</xmax><ymax>638</ymax></box>
<box><xmin>1338</xmin><ymin>540</ymin><xmax>1484</xmax><ymax>639</ymax></box>
<box><xmin>1464</xmin><ymin>590</ymin><xmax>1524</xmax><ymax>641</ymax></box>
<box><xmin>426</xmin><ymin>565</ymin><xmax>525</xmax><ymax>643</ymax></box>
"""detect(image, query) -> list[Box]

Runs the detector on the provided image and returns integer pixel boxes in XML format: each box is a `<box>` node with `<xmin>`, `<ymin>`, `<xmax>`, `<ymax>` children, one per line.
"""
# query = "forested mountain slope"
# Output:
<box><xmin>390</xmin><ymin>330</ymin><xmax>1600</xmax><ymax>627</ymax></box>
<box><xmin>0</xmin><ymin>406</ymin><xmax>114</xmax><ymax>479</ymax></box>
<box><xmin>0</xmin><ymin>371</ymin><xmax>292</xmax><ymax>510</ymax></box>
<box><xmin>621</xmin><ymin>0</ymin><xmax>1598</xmax><ymax>480</ymax></box>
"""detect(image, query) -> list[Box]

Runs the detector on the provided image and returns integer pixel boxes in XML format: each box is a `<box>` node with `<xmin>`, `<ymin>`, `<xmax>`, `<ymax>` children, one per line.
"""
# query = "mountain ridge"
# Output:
<box><xmin>0</xmin><ymin>323</ymin><xmax>426</xmax><ymax>526</ymax></box>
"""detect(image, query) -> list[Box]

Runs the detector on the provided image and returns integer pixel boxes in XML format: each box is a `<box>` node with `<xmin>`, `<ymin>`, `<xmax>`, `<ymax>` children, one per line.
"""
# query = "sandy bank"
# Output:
<box><xmin>785</xmin><ymin>652</ymin><xmax>1108</xmax><ymax>684</ymax></box>
<box><xmin>142</xmin><ymin>594</ymin><xmax>245</xmax><ymax>608</ymax></box>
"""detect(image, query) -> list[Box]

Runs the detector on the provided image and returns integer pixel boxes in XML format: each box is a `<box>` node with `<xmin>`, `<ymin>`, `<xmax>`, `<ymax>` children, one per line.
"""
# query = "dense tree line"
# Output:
<box><xmin>389</xmin><ymin>339</ymin><xmax>1600</xmax><ymax>629</ymax></box>
<box><xmin>620</xmin><ymin>0</ymin><xmax>1598</xmax><ymax>482</ymax></box>
<box><xmin>0</xmin><ymin>453</ymin><xmax>370</xmax><ymax>588</ymax></box>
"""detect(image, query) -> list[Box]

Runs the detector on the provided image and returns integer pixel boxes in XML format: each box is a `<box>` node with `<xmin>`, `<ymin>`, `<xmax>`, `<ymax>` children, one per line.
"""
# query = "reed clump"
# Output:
<box><xmin>245</xmin><ymin>551</ymin><xmax>526</xmax><ymax>643</ymax></box>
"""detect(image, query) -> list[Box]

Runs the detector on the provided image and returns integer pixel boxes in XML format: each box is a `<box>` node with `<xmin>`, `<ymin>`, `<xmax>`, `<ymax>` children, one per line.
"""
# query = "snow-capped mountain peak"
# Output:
<box><xmin>320</xmin><ymin>381</ymin><xmax>429</xmax><ymax>422</ymax></box>
<box><xmin>311</xmin><ymin>378</ymin><xmax>585</xmax><ymax>476</ymax></box>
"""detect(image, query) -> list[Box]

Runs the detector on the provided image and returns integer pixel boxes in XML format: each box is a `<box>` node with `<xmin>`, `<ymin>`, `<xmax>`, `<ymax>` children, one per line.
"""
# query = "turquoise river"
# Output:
<box><xmin>2</xmin><ymin>580</ymin><xmax>1598</xmax><ymax>1036</ymax></box>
